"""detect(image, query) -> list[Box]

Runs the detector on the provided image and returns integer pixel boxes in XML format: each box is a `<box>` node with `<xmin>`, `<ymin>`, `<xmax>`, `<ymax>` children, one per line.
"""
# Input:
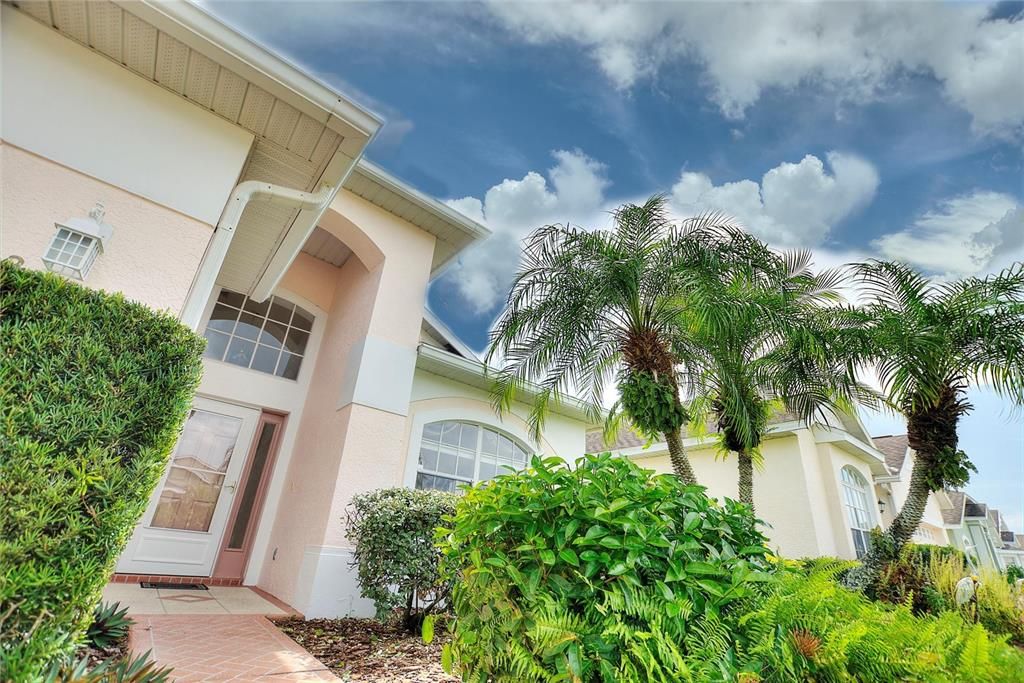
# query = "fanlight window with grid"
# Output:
<box><xmin>415</xmin><ymin>421</ymin><xmax>531</xmax><ymax>492</ymax></box>
<box><xmin>841</xmin><ymin>466</ymin><xmax>876</xmax><ymax>559</ymax></box>
<box><xmin>202</xmin><ymin>289</ymin><xmax>313</xmax><ymax>380</ymax></box>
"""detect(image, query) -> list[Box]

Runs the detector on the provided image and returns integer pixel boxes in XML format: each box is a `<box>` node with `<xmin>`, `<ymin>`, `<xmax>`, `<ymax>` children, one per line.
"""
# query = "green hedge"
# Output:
<box><xmin>0</xmin><ymin>262</ymin><xmax>204</xmax><ymax>679</ymax></box>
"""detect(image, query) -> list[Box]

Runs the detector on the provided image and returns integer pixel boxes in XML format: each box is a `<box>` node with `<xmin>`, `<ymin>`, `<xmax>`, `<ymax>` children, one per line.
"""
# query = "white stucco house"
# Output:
<box><xmin>3</xmin><ymin>0</ymin><xmax>1017</xmax><ymax>621</ymax></box>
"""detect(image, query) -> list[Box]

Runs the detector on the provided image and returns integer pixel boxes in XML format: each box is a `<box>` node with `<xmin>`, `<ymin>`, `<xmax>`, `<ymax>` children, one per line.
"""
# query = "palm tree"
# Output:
<box><xmin>486</xmin><ymin>195</ymin><xmax>750</xmax><ymax>485</ymax></box>
<box><xmin>675</xmin><ymin>248</ymin><xmax>871</xmax><ymax>509</ymax></box>
<box><xmin>837</xmin><ymin>260</ymin><xmax>1024</xmax><ymax>583</ymax></box>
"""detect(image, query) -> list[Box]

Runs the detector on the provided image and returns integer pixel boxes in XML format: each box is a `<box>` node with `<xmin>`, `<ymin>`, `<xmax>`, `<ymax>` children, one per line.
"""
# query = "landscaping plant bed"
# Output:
<box><xmin>276</xmin><ymin>617</ymin><xmax>458</xmax><ymax>682</ymax></box>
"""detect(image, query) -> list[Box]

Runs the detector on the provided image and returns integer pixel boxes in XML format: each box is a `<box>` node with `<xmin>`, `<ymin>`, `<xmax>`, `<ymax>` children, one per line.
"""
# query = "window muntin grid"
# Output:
<box><xmin>415</xmin><ymin>421</ymin><xmax>531</xmax><ymax>492</ymax></box>
<box><xmin>840</xmin><ymin>466</ymin><xmax>875</xmax><ymax>559</ymax></box>
<box><xmin>202</xmin><ymin>289</ymin><xmax>313</xmax><ymax>380</ymax></box>
<box><xmin>42</xmin><ymin>227</ymin><xmax>99</xmax><ymax>279</ymax></box>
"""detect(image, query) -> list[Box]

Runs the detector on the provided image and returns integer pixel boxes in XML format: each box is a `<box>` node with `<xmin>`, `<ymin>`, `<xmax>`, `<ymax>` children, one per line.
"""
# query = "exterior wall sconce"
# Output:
<box><xmin>878</xmin><ymin>499</ymin><xmax>887</xmax><ymax>515</ymax></box>
<box><xmin>42</xmin><ymin>203</ymin><xmax>113</xmax><ymax>280</ymax></box>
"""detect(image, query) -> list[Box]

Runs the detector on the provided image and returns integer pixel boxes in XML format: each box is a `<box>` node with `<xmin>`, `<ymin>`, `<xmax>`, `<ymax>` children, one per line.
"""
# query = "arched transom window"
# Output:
<box><xmin>203</xmin><ymin>289</ymin><xmax>313</xmax><ymax>379</ymax></box>
<box><xmin>840</xmin><ymin>466</ymin><xmax>875</xmax><ymax>559</ymax></box>
<box><xmin>416</xmin><ymin>421</ymin><xmax>531</xmax><ymax>492</ymax></box>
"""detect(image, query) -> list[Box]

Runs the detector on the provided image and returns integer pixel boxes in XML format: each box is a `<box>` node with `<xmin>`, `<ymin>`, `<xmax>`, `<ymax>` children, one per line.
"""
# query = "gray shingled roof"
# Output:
<box><xmin>964</xmin><ymin>498</ymin><xmax>988</xmax><ymax>519</ymax></box>
<box><xmin>872</xmin><ymin>434</ymin><xmax>910</xmax><ymax>474</ymax></box>
<box><xmin>942</xmin><ymin>490</ymin><xmax>966</xmax><ymax>526</ymax></box>
<box><xmin>586</xmin><ymin>427</ymin><xmax>645</xmax><ymax>453</ymax></box>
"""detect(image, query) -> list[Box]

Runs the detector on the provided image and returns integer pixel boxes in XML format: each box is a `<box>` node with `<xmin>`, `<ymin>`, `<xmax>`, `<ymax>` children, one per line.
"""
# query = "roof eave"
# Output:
<box><xmin>415</xmin><ymin>344</ymin><xmax>599</xmax><ymax>425</ymax></box>
<box><xmin>422</xmin><ymin>309</ymin><xmax>480</xmax><ymax>361</ymax></box>
<box><xmin>355</xmin><ymin>160</ymin><xmax>490</xmax><ymax>236</ymax></box>
<box><xmin>128</xmin><ymin>1</ymin><xmax>383</xmax><ymax>139</ymax></box>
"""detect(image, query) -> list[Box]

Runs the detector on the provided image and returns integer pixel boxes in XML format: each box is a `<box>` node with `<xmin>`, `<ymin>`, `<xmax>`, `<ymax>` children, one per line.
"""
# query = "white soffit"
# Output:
<box><xmin>10</xmin><ymin>0</ymin><xmax>382</xmax><ymax>296</ymax></box>
<box><xmin>301</xmin><ymin>226</ymin><xmax>352</xmax><ymax>268</ymax></box>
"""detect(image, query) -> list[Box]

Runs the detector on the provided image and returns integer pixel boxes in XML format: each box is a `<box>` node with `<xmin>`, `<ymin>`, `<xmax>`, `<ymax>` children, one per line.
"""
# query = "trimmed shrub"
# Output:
<box><xmin>438</xmin><ymin>453</ymin><xmax>773</xmax><ymax>681</ymax></box>
<box><xmin>0</xmin><ymin>262</ymin><xmax>204</xmax><ymax>679</ymax></box>
<box><xmin>739</xmin><ymin>563</ymin><xmax>1024</xmax><ymax>681</ymax></box>
<box><xmin>1007</xmin><ymin>564</ymin><xmax>1024</xmax><ymax>584</ymax></box>
<box><xmin>346</xmin><ymin>487</ymin><xmax>459</xmax><ymax>630</ymax></box>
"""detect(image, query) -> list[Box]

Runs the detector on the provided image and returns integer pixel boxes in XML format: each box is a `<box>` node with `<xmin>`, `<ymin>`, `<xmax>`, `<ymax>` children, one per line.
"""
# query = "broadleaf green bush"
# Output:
<box><xmin>0</xmin><ymin>262</ymin><xmax>204</xmax><ymax>679</ymax></box>
<box><xmin>346</xmin><ymin>487</ymin><xmax>459</xmax><ymax>631</ymax></box>
<box><xmin>438</xmin><ymin>453</ymin><xmax>773</xmax><ymax>681</ymax></box>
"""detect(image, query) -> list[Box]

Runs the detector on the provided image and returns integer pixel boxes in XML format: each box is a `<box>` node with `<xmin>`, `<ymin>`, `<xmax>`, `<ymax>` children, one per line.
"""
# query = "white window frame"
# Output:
<box><xmin>840</xmin><ymin>465</ymin><xmax>876</xmax><ymax>559</ymax></box>
<box><xmin>403</xmin><ymin>407</ymin><xmax>540</xmax><ymax>491</ymax></box>
<box><xmin>199</xmin><ymin>287</ymin><xmax>315</xmax><ymax>381</ymax></box>
<box><xmin>414</xmin><ymin>419</ymin><xmax>531</xmax><ymax>491</ymax></box>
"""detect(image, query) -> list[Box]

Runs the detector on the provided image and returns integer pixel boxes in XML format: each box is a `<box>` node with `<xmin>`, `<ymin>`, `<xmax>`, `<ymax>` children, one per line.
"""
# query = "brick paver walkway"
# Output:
<box><xmin>130</xmin><ymin>614</ymin><xmax>338</xmax><ymax>681</ymax></box>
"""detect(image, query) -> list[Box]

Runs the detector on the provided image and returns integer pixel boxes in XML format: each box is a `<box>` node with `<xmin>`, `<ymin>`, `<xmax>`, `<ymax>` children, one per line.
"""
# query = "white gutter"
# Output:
<box><xmin>179</xmin><ymin>181</ymin><xmax>335</xmax><ymax>329</ymax></box>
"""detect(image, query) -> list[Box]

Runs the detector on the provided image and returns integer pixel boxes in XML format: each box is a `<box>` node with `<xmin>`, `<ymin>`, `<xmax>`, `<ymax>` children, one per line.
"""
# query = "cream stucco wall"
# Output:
<box><xmin>2</xmin><ymin>6</ymin><xmax>253</xmax><ymax>224</ymax></box>
<box><xmin>617</xmin><ymin>431</ymin><xmax>883</xmax><ymax>560</ymax></box>
<box><xmin>403</xmin><ymin>367</ymin><xmax>589</xmax><ymax>481</ymax></box>
<box><xmin>1</xmin><ymin>144</ymin><xmax>212</xmax><ymax>314</ymax></box>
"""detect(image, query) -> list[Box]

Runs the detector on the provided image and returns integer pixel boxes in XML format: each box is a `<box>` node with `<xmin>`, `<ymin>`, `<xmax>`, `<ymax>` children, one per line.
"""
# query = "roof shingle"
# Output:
<box><xmin>872</xmin><ymin>434</ymin><xmax>910</xmax><ymax>474</ymax></box>
<box><xmin>941</xmin><ymin>490</ymin><xmax>966</xmax><ymax>526</ymax></box>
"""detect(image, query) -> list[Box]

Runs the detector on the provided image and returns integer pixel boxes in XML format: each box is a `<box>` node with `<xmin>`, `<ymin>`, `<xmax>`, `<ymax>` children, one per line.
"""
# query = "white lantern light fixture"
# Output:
<box><xmin>42</xmin><ymin>203</ymin><xmax>113</xmax><ymax>280</ymax></box>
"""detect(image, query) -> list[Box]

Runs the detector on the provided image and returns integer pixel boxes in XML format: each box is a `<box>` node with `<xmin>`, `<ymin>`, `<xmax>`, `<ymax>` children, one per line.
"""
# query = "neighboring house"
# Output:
<box><xmin>1</xmin><ymin>1</ymin><xmax>596</xmax><ymax>618</ymax></box>
<box><xmin>592</xmin><ymin>412</ymin><xmax>894</xmax><ymax>560</ymax></box>
<box><xmin>594</xmin><ymin>419</ymin><xmax>1024</xmax><ymax>566</ymax></box>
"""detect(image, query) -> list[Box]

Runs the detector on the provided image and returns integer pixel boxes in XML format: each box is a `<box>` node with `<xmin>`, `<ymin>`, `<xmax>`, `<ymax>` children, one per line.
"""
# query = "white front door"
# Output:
<box><xmin>117</xmin><ymin>397</ymin><xmax>259</xmax><ymax>576</ymax></box>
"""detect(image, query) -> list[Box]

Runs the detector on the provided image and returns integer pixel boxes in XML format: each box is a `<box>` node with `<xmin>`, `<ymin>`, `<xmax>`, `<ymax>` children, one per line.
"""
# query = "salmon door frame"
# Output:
<box><xmin>213</xmin><ymin>411</ymin><xmax>287</xmax><ymax>581</ymax></box>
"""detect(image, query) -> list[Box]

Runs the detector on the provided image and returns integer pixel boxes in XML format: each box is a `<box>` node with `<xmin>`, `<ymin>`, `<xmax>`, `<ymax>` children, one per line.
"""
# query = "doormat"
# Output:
<box><xmin>140</xmin><ymin>582</ymin><xmax>209</xmax><ymax>590</ymax></box>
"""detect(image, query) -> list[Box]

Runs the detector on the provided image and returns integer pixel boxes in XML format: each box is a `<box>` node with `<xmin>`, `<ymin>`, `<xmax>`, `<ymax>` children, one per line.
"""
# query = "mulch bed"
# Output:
<box><xmin>79</xmin><ymin>636</ymin><xmax>130</xmax><ymax>670</ymax></box>
<box><xmin>276</xmin><ymin>617</ymin><xmax>459</xmax><ymax>682</ymax></box>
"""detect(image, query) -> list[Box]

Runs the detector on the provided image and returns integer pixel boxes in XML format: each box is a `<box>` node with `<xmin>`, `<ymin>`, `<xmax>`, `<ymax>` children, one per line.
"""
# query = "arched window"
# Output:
<box><xmin>840</xmin><ymin>466</ymin><xmax>875</xmax><ymax>559</ymax></box>
<box><xmin>415</xmin><ymin>421</ymin><xmax>531</xmax><ymax>492</ymax></box>
<box><xmin>203</xmin><ymin>289</ymin><xmax>313</xmax><ymax>379</ymax></box>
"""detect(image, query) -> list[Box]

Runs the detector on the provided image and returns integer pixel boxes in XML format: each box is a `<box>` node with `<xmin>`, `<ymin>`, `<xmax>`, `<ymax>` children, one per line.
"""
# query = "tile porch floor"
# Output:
<box><xmin>104</xmin><ymin>583</ymin><xmax>338</xmax><ymax>681</ymax></box>
<box><xmin>102</xmin><ymin>582</ymin><xmax>288</xmax><ymax>616</ymax></box>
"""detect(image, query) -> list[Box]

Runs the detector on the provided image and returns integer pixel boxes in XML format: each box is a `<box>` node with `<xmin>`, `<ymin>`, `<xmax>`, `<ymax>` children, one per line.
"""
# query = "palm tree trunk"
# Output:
<box><xmin>846</xmin><ymin>451</ymin><xmax>934</xmax><ymax>590</ymax></box>
<box><xmin>885</xmin><ymin>456</ymin><xmax>931</xmax><ymax>549</ymax></box>
<box><xmin>737</xmin><ymin>450</ymin><xmax>754</xmax><ymax>510</ymax></box>
<box><xmin>664</xmin><ymin>428</ymin><xmax>697</xmax><ymax>485</ymax></box>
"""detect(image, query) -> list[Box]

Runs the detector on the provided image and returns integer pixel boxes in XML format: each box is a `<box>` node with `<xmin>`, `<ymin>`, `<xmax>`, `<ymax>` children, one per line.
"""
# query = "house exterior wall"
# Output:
<box><xmin>256</xmin><ymin>194</ymin><xmax>438</xmax><ymax>617</ymax></box>
<box><xmin>817</xmin><ymin>444</ymin><xmax>882</xmax><ymax>559</ymax></box>
<box><xmin>404</xmin><ymin>368</ymin><xmax>588</xmax><ymax>477</ymax></box>
<box><xmin>1</xmin><ymin>6</ymin><xmax>253</xmax><ymax>225</ymax></box>
<box><xmin>620</xmin><ymin>433</ymin><xmax>835</xmax><ymax>559</ymax></box>
<box><xmin>1</xmin><ymin>144</ymin><xmax>212</xmax><ymax>314</ymax></box>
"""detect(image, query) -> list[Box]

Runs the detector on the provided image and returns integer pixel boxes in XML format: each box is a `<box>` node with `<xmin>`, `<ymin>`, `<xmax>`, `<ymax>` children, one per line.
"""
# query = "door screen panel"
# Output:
<box><xmin>226</xmin><ymin>421</ymin><xmax>278</xmax><ymax>549</ymax></box>
<box><xmin>150</xmin><ymin>409</ymin><xmax>242</xmax><ymax>532</ymax></box>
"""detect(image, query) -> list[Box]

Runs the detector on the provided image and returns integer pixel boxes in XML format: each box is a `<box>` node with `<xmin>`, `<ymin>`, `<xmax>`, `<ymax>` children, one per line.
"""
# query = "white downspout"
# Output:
<box><xmin>179</xmin><ymin>181</ymin><xmax>335</xmax><ymax>330</ymax></box>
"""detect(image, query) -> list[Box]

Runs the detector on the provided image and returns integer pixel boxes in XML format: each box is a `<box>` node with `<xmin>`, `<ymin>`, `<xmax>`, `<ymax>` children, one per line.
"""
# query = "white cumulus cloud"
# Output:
<box><xmin>441</xmin><ymin>149</ymin><xmax>882</xmax><ymax>315</ymax></box>
<box><xmin>670</xmin><ymin>152</ymin><xmax>879</xmax><ymax>247</ymax></box>
<box><xmin>442</xmin><ymin>150</ymin><xmax>612</xmax><ymax>314</ymax></box>
<box><xmin>873</xmin><ymin>191</ymin><xmax>1023</xmax><ymax>277</ymax></box>
<box><xmin>485</xmin><ymin>1</ymin><xmax>1024</xmax><ymax>136</ymax></box>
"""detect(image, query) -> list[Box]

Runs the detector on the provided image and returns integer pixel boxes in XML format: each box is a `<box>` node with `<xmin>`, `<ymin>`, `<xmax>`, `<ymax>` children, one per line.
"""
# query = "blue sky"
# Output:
<box><xmin>206</xmin><ymin>1</ymin><xmax>1024</xmax><ymax>529</ymax></box>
